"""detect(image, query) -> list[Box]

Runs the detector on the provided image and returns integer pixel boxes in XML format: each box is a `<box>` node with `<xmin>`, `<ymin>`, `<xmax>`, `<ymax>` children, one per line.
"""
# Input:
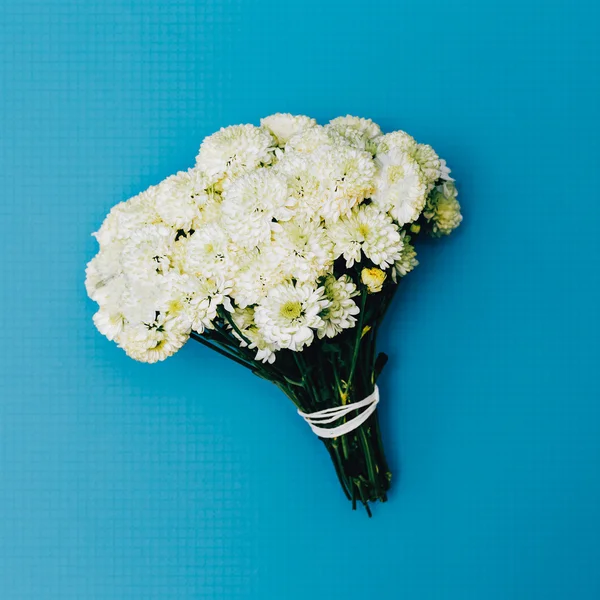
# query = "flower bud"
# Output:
<box><xmin>423</xmin><ymin>181</ymin><xmax>462</xmax><ymax>236</ymax></box>
<box><xmin>361</xmin><ymin>267</ymin><xmax>387</xmax><ymax>293</ymax></box>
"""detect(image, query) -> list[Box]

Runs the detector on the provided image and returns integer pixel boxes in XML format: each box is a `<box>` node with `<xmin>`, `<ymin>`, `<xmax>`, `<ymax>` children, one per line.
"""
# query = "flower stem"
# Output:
<box><xmin>346</xmin><ymin>288</ymin><xmax>368</xmax><ymax>394</ymax></box>
<box><xmin>192</xmin><ymin>286</ymin><xmax>394</xmax><ymax>516</ymax></box>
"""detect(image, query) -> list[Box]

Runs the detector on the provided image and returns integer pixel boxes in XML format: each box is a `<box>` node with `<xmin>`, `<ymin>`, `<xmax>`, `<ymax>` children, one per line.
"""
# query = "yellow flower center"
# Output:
<box><xmin>387</xmin><ymin>165</ymin><xmax>404</xmax><ymax>184</ymax></box>
<box><xmin>358</xmin><ymin>223</ymin><xmax>370</xmax><ymax>237</ymax></box>
<box><xmin>152</xmin><ymin>339</ymin><xmax>166</xmax><ymax>351</ymax></box>
<box><xmin>280</xmin><ymin>301</ymin><xmax>302</xmax><ymax>320</ymax></box>
<box><xmin>167</xmin><ymin>299</ymin><xmax>184</xmax><ymax>314</ymax></box>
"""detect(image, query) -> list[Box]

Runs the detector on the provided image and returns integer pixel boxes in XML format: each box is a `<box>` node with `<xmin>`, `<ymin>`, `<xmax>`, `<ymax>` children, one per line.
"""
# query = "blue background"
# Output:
<box><xmin>1</xmin><ymin>1</ymin><xmax>599</xmax><ymax>598</ymax></box>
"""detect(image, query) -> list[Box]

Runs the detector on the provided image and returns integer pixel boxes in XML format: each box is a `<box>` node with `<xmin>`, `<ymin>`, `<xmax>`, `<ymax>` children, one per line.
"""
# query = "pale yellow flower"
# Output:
<box><xmin>361</xmin><ymin>267</ymin><xmax>387</xmax><ymax>293</ymax></box>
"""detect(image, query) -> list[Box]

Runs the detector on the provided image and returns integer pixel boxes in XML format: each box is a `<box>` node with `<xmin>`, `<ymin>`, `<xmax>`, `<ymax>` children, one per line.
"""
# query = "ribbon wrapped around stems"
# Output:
<box><xmin>297</xmin><ymin>385</ymin><xmax>380</xmax><ymax>439</ymax></box>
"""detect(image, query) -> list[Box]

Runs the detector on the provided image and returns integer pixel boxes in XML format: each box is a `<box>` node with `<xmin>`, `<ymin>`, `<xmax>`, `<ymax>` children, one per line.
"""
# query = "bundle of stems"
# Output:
<box><xmin>190</xmin><ymin>277</ymin><xmax>397</xmax><ymax>515</ymax></box>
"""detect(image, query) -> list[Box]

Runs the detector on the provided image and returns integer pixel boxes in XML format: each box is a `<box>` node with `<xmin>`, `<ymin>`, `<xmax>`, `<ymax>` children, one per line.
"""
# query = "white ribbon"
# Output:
<box><xmin>297</xmin><ymin>385</ymin><xmax>380</xmax><ymax>439</ymax></box>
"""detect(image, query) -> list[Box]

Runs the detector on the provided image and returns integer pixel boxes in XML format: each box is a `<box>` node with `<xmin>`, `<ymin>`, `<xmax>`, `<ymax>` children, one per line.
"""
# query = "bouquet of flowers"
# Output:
<box><xmin>85</xmin><ymin>114</ymin><xmax>462</xmax><ymax>514</ymax></box>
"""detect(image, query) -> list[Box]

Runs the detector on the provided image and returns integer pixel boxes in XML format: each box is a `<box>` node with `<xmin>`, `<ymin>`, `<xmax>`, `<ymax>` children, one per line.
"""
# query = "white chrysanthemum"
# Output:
<box><xmin>117</xmin><ymin>313</ymin><xmax>190</xmax><ymax>364</ymax></box>
<box><xmin>413</xmin><ymin>144</ymin><xmax>453</xmax><ymax>187</ymax></box>
<box><xmin>260</xmin><ymin>113</ymin><xmax>316</xmax><ymax>146</ymax></box>
<box><xmin>89</xmin><ymin>279</ymin><xmax>129</xmax><ymax>340</ymax></box>
<box><xmin>85</xmin><ymin>242</ymin><xmax>126</xmax><ymax>304</ymax></box>
<box><xmin>170</xmin><ymin>234</ymin><xmax>191</xmax><ymax>275</ymax></box>
<box><xmin>326</xmin><ymin>115</ymin><xmax>382</xmax><ymax>153</ymax></box>
<box><xmin>169</xmin><ymin>273</ymin><xmax>233</xmax><ymax>333</ymax></box>
<box><xmin>191</xmin><ymin>198</ymin><xmax>223</xmax><ymax>231</ymax></box>
<box><xmin>271</xmin><ymin>218</ymin><xmax>334</xmax><ymax>283</ymax></box>
<box><xmin>154</xmin><ymin>168</ymin><xmax>208</xmax><ymax>230</ymax></box>
<box><xmin>285</xmin><ymin>125</ymin><xmax>333</xmax><ymax>153</ymax></box>
<box><xmin>221</xmin><ymin>169</ymin><xmax>293</xmax><ymax>248</ymax></box>
<box><xmin>87</xmin><ymin>114</ymin><xmax>460</xmax><ymax>364</ymax></box>
<box><xmin>183</xmin><ymin>223</ymin><xmax>235</xmax><ymax>279</ymax></box>
<box><xmin>375</xmin><ymin>130</ymin><xmax>418</xmax><ymax>156</ymax></box>
<box><xmin>196</xmin><ymin>124</ymin><xmax>275</xmax><ymax>183</ymax></box>
<box><xmin>254</xmin><ymin>282</ymin><xmax>330</xmax><ymax>352</ymax></box>
<box><xmin>273</xmin><ymin>151</ymin><xmax>324</xmax><ymax>219</ymax></box>
<box><xmin>93</xmin><ymin>210</ymin><xmax>121</xmax><ymax>249</ymax></box>
<box><xmin>423</xmin><ymin>181</ymin><xmax>462</xmax><ymax>236</ymax></box>
<box><xmin>438</xmin><ymin>159</ymin><xmax>452</xmax><ymax>181</ymax></box>
<box><xmin>93</xmin><ymin>306</ymin><xmax>126</xmax><ymax>341</ymax></box>
<box><xmin>317</xmin><ymin>275</ymin><xmax>360</xmax><ymax>339</ymax></box>
<box><xmin>230</xmin><ymin>307</ymin><xmax>277</xmax><ymax>364</ymax></box>
<box><xmin>230</xmin><ymin>248</ymin><xmax>287</xmax><ymax>308</ymax></box>
<box><xmin>328</xmin><ymin>204</ymin><xmax>402</xmax><ymax>269</ymax></box>
<box><xmin>121</xmin><ymin>223</ymin><xmax>175</xmax><ymax>277</ymax></box>
<box><xmin>93</xmin><ymin>187</ymin><xmax>161</xmax><ymax>247</ymax></box>
<box><xmin>117</xmin><ymin>272</ymin><xmax>172</xmax><ymax>326</ymax></box>
<box><xmin>392</xmin><ymin>232</ymin><xmax>418</xmax><ymax>282</ymax></box>
<box><xmin>93</xmin><ymin>209</ymin><xmax>123</xmax><ymax>249</ymax></box>
<box><xmin>372</xmin><ymin>147</ymin><xmax>428</xmax><ymax>225</ymax></box>
<box><xmin>312</xmin><ymin>145</ymin><xmax>376</xmax><ymax>222</ymax></box>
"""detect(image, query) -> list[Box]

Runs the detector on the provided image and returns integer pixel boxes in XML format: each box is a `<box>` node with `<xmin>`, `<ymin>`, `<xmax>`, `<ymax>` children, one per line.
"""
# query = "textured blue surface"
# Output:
<box><xmin>1</xmin><ymin>1</ymin><xmax>600</xmax><ymax>598</ymax></box>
